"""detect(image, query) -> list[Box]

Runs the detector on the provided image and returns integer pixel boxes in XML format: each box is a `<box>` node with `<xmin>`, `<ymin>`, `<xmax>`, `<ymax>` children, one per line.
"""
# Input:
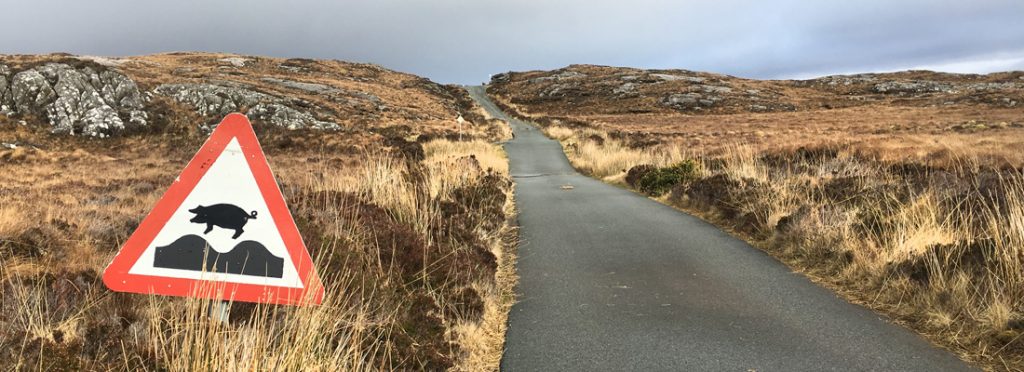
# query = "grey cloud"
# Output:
<box><xmin>1</xmin><ymin>0</ymin><xmax>1022</xmax><ymax>83</ymax></box>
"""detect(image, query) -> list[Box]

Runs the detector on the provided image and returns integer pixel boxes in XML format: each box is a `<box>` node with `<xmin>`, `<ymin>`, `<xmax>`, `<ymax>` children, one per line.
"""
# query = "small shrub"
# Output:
<box><xmin>625</xmin><ymin>164</ymin><xmax>656</xmax><ymax>188</ymax></box>
<box><xmin>637</xmin><ymin>160</ymin><xmax>700</xmax><ymax>196</ymax></box>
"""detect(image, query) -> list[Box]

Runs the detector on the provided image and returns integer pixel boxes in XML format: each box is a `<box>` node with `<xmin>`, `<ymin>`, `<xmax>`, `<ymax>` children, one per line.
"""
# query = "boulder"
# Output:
<box><xmin>260</xmin><ymin>77</ymin><xmax>337</xmax><ymax>94</ymax></box>
<box><xmin>154</xmin><ymin>83</ymin><xmax>272</xmax><ymax>117</ymax></box>
<box><xmin>11</xmin><ymin>69</ymin><xmax>55</xmax><ymax>114</ymax></box>
<box><xmin>872</xmin><ymin>80</ymin><xmax>954</xmax><ymax>94</ymax></box>
<box><xmin>700</xmin><ymin>85</ymin><xmax>733</xmax><ymax>94</ymax></box>
<box><xmin>529</xmin><ymin>70</ymin><xmax>585</xmax><ymax>83</ymax></box>
<box><xmin>248</xmin><ymin>103</ymin><xmax>340</xmax><ymax>130</ymax></box>
<box><xmin>613</xmin><ymin>82</ymin><xmax>636</xmax><ymax>95</ymax></box>
<box><xmin>218</xmin><ymin>57</ymin><xmax>250</xmax><ymax>67</ymax></box>
<box><xmin>652</xmin><ymin>73</ymin><xmax>706</xmax><ymax>84</ymax></box>
<box><xmin>662</xmin><ymin>93</ymin><xmax>702</xmax><ymax>109</ymax></box>
<box><xmin>0</xmin><ymin>64</ymin><xmax>12</xmax><ymax>114</ymax></box>
<box><xmin>261</xmin><ymin>77</ymin><xmax>383</xmax><ymax>109</ymax></box>
<box><xmin>7</xmin><ymin>63</ymin><xmax>147</xmax><ymax>137</ymax></box>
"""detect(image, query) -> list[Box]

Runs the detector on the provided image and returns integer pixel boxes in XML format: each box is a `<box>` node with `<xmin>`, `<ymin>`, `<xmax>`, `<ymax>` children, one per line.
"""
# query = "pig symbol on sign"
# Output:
<box><xmin>188</xmin><ymin>204</ymin><xmax>258</xmax><ymax>239</ymax></box>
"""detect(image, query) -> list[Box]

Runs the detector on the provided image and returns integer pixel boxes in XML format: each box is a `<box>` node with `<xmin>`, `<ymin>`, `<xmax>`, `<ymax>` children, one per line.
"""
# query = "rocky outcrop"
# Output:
<box><xmin>872</xmin><ymin>80</ymin><xmax>955</xmax><ymax>94</ymax></box>
<box><xmin>1</xmin><ymin>63</ymin><xmax>148</xmax><ymax>137</ymax></box>
<box><xmin>652</xmin><ymin>73</ymin><xmax>706</xmax><ymax>84</ymax></box>
<box><xmin>248</xmin><ymin>103</ymin><xmax>340</xmax><ymax>130</ymax></box>
<box><xmin>662</xmin><ymin>93</ymin><xmax>711</xmax><ymax>109</ymax></box>
<box><xmin>153</xmin><ymin>83</ymin><xmax>340</xmax><ymax>130</ymax></box>
<box><xmin>529</xmin><ymin>70</ymin><xmax>585</xmax><ymax>83</ymax></box>
<box><xmin>261</xmin><ymin>77</ymin><xmax>384</xmax><ymax>111</ymax></box>
<box><xmin>0</xmin><ymin>64</ymin><xmax>13</xmax><ymax>114</ymax></box>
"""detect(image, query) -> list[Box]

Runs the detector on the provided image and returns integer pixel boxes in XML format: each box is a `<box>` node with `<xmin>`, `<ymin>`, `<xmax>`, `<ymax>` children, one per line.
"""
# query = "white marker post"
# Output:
<box><xmin>457</xmin><ymin>115</ymin><xmax>465</xmax><ymax>141</ymax></box>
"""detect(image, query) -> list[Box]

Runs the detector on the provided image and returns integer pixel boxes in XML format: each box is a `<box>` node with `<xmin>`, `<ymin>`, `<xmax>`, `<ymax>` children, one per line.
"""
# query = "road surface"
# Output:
<box><xmin>466</xmin><ymin>86</ymin><xmax>973</xmax><ymax>371</ymax></box>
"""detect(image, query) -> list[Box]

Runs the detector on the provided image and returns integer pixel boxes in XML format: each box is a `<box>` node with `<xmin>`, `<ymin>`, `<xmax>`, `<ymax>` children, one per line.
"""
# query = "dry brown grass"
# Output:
<box><xmin>583</xmin><ymin>107</ymin><xmax>1024</xmax><ymax>168</ymax></box>
<box><xmin>525</xmin><ymin>111</ymin><xmax>1024</xmax><ymax>371</ymax></box>
<box><xmin>0</xmin><ymin>117</ymin><xmax>515</xmax><ymax>370</ymax></box>
<box><xmin>489</xmin><ymin>64</ymin><xmax>1024</xmax><ymax>369</ymax></box>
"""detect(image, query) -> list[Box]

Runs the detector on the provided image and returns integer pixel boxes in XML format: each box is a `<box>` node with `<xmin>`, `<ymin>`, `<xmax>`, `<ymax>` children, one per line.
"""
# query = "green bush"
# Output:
<box><xmin>637</xmin><ymin>160</ymin><xmax>700</xmax><ymax>196</ymax></box>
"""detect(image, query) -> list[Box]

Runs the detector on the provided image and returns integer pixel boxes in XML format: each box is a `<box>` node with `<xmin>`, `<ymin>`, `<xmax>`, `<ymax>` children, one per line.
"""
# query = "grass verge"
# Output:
<box><xmin>0</xmin><ymin>125</ymin><xmax>517</xmax><ymax>370</ymax></box>
<box><xmin>494</xmin><ymin>97</ymin><xmax>1024</xmax><ymax>371</ymax></box>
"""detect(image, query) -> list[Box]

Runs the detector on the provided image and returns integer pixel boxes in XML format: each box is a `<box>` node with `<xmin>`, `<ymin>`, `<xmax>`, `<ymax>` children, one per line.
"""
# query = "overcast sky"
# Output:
<box><xmin>2</xmin><ymin>0</ymin><xmax>1023</xmax><ymax>84</ymax></box>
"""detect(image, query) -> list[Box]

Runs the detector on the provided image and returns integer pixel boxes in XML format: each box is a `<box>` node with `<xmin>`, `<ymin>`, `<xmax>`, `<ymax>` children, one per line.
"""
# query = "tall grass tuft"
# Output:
<box><xmin>544</xmin><ymin>124</ymin><xmax>1024</xmax><ymax>369</ymax></box>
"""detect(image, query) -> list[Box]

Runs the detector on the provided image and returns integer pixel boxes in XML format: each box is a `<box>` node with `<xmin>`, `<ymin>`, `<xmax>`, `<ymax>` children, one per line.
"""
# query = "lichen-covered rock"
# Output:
<box><xmin>652</xmin><ymin>73</ymin><xmax>706</xmax><ymax>84</ymax></box>
<box><xmin>261</xmin><ymin>77</ymin><xmax>383</xmax><ymax>111</ymax></box>
<box><xmin>11</xmin><ymin>69</ymin><xmax>55</xmax><ymax>114</ymax></box>
<box><xmin>218</xmin><ymin>57</ymin><xmax>250</xmax><ymax>67</ymax></box>
<box><xmin>248</xmin><ymin>103</ymin><xmax>340</xmax><ymax>130</ymax></box>
<box><xmin>662</xmin><ymin>93</ymin><xmax>702</xmax><ymax>109</ymax></box>
<box><xmin>529</xmin><ymin>70</ymin><xmax>585</xmax><ymax>83</ymax></box>
<box><xmin>260</xmin><ymin>77</ymin><xmax>337</xmax><ymax>94</ymax></box>
<box><xmin>613</xmin><ymin>82</ymin><xmax>636</xmax><ymax>95</ymax></box>
<box><xmin>154</xmin><ymin>82</ymin><xmax>339</xmax><ymax>130</ymax></box>
<box><xmin>700</xmin><ymin>85</ymin><xmax>733</xmax><ymax>94</ymax></box>
<box><xmin>154</xmin><ymin>83</ymin><xmax>273</xmax><ymax>117</ymax></box>
<box><xmin>0</xmin><ymin>64</ymin><xmax>13</xmax><ymax>114</ymax></box>
<box><xmin>873</xmin><ymin>80</ymin><xmax>954</xmax><ymax>94</ymax></box>
<box><xmin>7</xmin><ymin>63</ymin><xmax>147</xmax><ymax>136</ymax></box>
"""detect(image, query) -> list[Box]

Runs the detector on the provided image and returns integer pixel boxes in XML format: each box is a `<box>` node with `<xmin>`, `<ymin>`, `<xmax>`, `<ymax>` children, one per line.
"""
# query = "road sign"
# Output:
<box><xmin>102</xmin><ymin>113</ymin><xmax>323</xmax><ymax>305</ymax></box>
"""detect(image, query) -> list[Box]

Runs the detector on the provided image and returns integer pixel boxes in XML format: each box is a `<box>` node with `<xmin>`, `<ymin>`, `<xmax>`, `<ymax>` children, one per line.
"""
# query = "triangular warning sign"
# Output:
<box><xmin>103</xmin><ymin>113</ymin><xmax>323</xmax><ymax>305</ymax></box>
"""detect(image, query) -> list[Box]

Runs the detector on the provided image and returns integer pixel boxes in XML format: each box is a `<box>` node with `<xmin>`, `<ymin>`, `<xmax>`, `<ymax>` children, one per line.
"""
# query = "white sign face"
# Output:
<box><xmin>128</xmin><ymin>138</ymin><xmax>303</xmax><ymax>288</ymax></box>
<box><xmin>104</xmin><ymin>114</ymin><xmax>322</xmax><ymax>305</ymax></box>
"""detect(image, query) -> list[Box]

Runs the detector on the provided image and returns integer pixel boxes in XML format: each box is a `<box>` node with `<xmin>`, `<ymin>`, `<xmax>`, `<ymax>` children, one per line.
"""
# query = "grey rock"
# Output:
<box><xmin>219</xmin><ymin>57</ymin><xmax>250</xmax><ymax>67</ymax></box>
<box><xmin>11</xmin><ymin>69</ymin><xmax>56</xmax><ymax>114</ymax></box>
<box><xmin>652</xmin><ymin>73</ymin><xmax>706</xmax><ymax>84</ymax></box>
<box><xmin>154</xmin><ymin>83</ymin><xmax>274</xmax><ymax>117</ymax></box>
<box><xmin>8</xmin><ymin>63</ymin><xmax>147</xmax><ymax>137</ymax></box>
<box><xmin>966</xmin><ymin>82</ymin><xmax>1021</xmax><ymax>91</ymax></box>
<box><xmin>662</xmin><ymin>93</ymin><xmax>702</xmax><ymax>109</ymax></box>
<box><xmin>248</xmin><ymin>103</ymin><xmax>340</xmax><ymax>130</ymax></box>
<box><xmin>491</xmin><ymin>72</ymin><xmax>511</xmax><ymax>83</ymax></box>
<box><xmin>261</xmin><ymin>77</ymin><xmax>338</xmax><ymax>93</ymax></box>
<box><xmin>539</xmin><ymin>82</ymin><xmax>576</xmax><ymax>98</ymax></box>
<box><xmin>872</xmin><ymin>80</ymin><xmax>954</xmax><ymax>94</ymax></box>
<box><xmin>613</xmin><ymin>82</ymin><xmax>636</xmax><ymax>95</ymax></box>
<box><xmin>530</xmin><ymin>70</ymin><xmax>585</xmax><ymax>83</ymax></box>
<box><xmin>260</xmin><ymin>76</ymin><xmax>382</xmax><ymax>108</ymax></box>
<box><xmin>700</xmin><ymin>85</ymin><xmax>733</xmax><ymax>94</ymax></box>
<box><xmin>797</xmin><ymin>74</ymin><xmax>878</xmax><ymax>87</ymax></box>
<box><xmin>154</xmin><ymin>82</ymin><xmax>339</xmax><ymax>130</ymax></box>
<box><xmin>0</xmin><ymin>64</ymin><xmax>12</xmax><ymax>114</ymax></box>
<box><xmin>278</xmin><ymin>64</ymin><xmax>306</xmax><ymax>73</ymax></box>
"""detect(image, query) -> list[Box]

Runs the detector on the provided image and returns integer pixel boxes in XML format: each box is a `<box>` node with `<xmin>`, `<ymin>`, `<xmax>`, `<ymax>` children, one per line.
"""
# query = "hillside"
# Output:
<box><xmin>0</xmin><ymin>53</ymin><xmax>514</xmax><ymax>370</ymax></box>
<box><xmin>489</xmin><ymin>64</ymin><xmax>1024</xmax><ymax>166</ymax></box>
<box><xmin>487</xmin><ymin>65</ymin><xmax>1024</xmax><ymax>369</ymax></box>
<box><xmin>490</xmin><ymin>64</ymin><xmax>1024</xmax><ymax>115</ymax></box>
<box><xmin>0</xmin><ymin>52</ymin><xmax>503</xmax><ymax>141</ymax></box>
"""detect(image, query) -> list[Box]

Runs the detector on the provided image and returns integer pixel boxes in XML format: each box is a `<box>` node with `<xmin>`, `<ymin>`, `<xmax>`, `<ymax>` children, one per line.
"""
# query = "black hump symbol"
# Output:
<box><xmin>153</xmin><ymin>234</ymin><xmax>284</xmax><ymax>278</ymax></box>
<box><xmin>188</xmin><ymin>203</ymin><xmax>258</xmax><ymax>239</ymax></box>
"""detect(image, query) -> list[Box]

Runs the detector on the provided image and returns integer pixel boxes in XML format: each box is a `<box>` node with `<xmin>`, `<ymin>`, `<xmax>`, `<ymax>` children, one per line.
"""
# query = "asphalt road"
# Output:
<box><xmin>466</xmin><ymin>86</ymin><xmax>973</xmax><ymax>371</ymax></box>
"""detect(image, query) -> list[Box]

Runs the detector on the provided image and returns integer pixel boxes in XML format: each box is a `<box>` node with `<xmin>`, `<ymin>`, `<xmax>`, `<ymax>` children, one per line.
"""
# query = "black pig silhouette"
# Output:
<box><xmin>188</xmin><ymin>204</ymin><xmax>257</xmax><ymax>239</ymax></box>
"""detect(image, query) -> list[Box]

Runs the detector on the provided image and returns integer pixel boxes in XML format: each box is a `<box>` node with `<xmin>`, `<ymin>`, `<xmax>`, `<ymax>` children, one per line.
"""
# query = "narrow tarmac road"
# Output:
<box><xmin>467</xmin><ymin>86</ymin><xmax>973</xmax><ymax>371</ymax></box>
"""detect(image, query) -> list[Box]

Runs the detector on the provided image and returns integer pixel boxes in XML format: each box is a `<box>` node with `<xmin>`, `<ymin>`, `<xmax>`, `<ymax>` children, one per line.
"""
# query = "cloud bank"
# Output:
<box><xmin>2</xmin><ymin>0</ymin><xmax>1022</xmax><ymax>84</ymax></box>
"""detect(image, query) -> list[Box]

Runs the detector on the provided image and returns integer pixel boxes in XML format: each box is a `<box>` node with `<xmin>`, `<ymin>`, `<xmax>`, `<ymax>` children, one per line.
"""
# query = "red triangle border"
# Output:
<box><xmin>102</xmin><ymin>113</ymin><xmax>324</xmax><ymax>305</ymax></box>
